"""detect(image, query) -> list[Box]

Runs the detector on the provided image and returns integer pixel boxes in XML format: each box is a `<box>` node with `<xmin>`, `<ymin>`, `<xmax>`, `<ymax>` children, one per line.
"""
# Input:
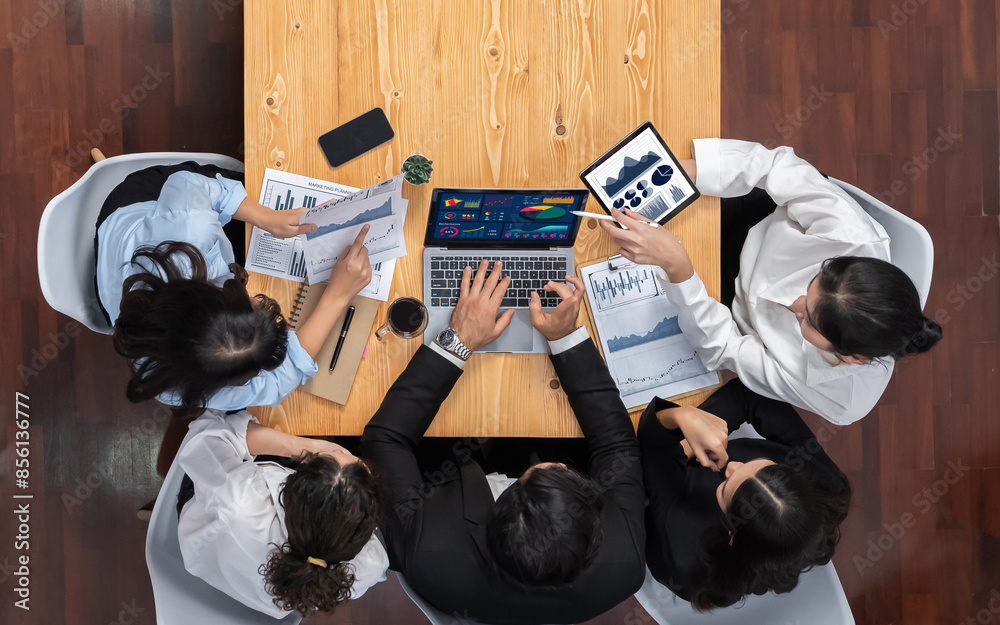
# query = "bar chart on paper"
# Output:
<box><xmin>580</xmin><ymin>260</ymin><xmax>718</xmax><ymax>408</ymax></box>
<box><xmin>262</xmin><ymin>184</ymin><xmax>321</xmax><ymax>212</ymax></box>
<box><xmin>247</xmin><ymin>169</ymin><xmax>357</xmax><ymax>281</ymax></box>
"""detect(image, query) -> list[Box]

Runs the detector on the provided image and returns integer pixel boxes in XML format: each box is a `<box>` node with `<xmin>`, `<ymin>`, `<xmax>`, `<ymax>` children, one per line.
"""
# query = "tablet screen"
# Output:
<box><xmin>580</xmin><ymin>122</ymin><xmax>700</xmax><ymax>224</ymax></box>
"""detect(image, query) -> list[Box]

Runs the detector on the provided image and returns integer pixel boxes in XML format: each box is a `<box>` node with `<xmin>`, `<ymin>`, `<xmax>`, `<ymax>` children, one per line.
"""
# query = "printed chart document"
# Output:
<box><xmin>245</xmin><ymin>168</ymin><xmax>396</xmax><ymax>301</ymax></box>
<box><xmin>579</xmin><ymin>257</ymin><xmax>718</xmax><ymax>409</ymax></box>
<box><xmin>300</xmin><ymin>174</ymin><xmax>408</xmax><ymax>284</ymax></box>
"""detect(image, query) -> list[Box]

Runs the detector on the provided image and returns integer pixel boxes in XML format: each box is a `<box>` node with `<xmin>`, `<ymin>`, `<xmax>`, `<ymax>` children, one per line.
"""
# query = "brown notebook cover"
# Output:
<box><xmin>288</xmin><ymin>284</ymin><xmax>380</xmax><ymax>405</ymax></box>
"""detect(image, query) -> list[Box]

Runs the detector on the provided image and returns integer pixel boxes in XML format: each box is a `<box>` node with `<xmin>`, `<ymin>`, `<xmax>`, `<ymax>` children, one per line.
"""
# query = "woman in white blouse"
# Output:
<box><xmin>176</xmin><ymin>409</ymin><xmax>388</xmax><ymax>618</ymax></box>
<box><xmin>601</xmin><ymin>139</ymin><xmax>941</xmax><ymax>425</ymax></box>
<box><xmin>96</xmin><ymin>163</ymin><xmax>372</xmax><ymax>416</ymax></box>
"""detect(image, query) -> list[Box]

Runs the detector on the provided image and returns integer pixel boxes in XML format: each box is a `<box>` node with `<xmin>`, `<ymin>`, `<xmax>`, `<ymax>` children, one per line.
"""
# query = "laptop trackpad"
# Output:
<box><xmin>481</xmin><ymin>311</ymin><xmax>534</xmax><ymax>353</ymax></box>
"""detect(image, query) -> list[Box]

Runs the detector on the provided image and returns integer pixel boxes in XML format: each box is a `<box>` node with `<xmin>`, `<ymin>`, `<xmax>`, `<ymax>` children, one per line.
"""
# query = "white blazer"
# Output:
<box><xmin>659</xmin><ymin>139</ymin><xmax>892</xmax><ymax>425</ymax></box>
<box><xmin>176</xmin><ymin>410</ymin><xmax>388</xmax><ymax>619</ymax></box>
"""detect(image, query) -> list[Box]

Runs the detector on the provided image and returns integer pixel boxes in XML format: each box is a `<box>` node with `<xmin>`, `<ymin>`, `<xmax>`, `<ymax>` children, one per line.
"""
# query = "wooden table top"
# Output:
<box><xmin>244</xmin><ymin>0</ymin><xmax>721</xmax><ymax>437</ymax></box>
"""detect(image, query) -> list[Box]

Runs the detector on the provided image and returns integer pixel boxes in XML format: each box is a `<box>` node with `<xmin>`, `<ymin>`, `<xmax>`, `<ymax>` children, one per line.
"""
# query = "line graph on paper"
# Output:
<box><xmin>587</xmin><ymin>265</ymin><xmax>662</xmax><ymax>312</ymax></box>
<box><xmin>580</xmin><ymin>258</ymin><xmax>719</xmax><ymax>407</ymax></box>
<box><xmin>311</xmin><ymin>221</ymin><xmax>399</xmax><ymax>268</ymax></box>
<box><xmin>601</xmin><ymin>304</ymin><xmax>714</xmax><ymax>397</ymax></box>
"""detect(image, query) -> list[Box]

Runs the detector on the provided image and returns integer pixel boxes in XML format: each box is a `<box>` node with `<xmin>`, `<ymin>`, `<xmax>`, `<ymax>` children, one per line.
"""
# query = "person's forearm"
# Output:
<box><xmin>296</xmin><ymin>289</ymin><xmax>353</xmax><ymax>359</ymax></box>
<box><xmin>660</xmin><ymin>258</ymin><xmax>695</xmax><ymax>283</ymax></box>
<box><xmin>680</xmin><ymin>158</ymin><xmax>697</xmax><ymax>183</ymax></box>
<box><xmin>656</xmin><ymin>406</ymin><xmax>691</xmax><ymax>430</ymax></box>
<box><xmin>246</xmin><ymin>422</ymin><xmax>325</xmax><ymax>457</ymax></box>
<box><xmin>232</xmin><ymin>196</ymin><xmax>266</xmax><ymax>227</ymax></box>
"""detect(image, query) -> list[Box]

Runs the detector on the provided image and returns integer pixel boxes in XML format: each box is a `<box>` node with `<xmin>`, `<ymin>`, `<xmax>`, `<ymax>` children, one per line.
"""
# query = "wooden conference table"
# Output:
<box><xmin>245</xmin><ymin>0</ymin><xmax>721</xmax><ymax>437</ymax></box>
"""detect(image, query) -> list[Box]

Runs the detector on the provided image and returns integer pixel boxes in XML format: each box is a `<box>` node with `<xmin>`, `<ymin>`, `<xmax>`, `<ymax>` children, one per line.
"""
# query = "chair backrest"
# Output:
<box><xmin>37</xmin><ymin>152</ymin><xmax>244</xmax><ymax>334</ymax></box>
<box><xmin>634</xmin><ymin>562</ymin><xmax>855</xmax><ymax>625</ymax></box>
<box><xmin>829</xmin><ymin>178</ymin><xmax>934</xmax><ymax>308</ymax></box>
<box><xmin>145</xmin><ymin>453</ymin><xmax>301</xmax><ymax>625</ymax></box>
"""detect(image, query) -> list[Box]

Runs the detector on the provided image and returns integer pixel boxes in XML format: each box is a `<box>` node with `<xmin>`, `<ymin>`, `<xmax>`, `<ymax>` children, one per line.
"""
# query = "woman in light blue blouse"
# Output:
<box><xmin>95</xmin><ymin>163</ymin><xmax>371</xmax><ymax>416</ymax></box>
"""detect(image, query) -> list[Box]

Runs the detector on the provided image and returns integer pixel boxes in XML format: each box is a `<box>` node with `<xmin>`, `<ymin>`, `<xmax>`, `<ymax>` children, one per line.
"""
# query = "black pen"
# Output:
<box><xmin>329</xmin><ymin>305</ymin><xmax>356</xmax><ymax>371</ymax></box>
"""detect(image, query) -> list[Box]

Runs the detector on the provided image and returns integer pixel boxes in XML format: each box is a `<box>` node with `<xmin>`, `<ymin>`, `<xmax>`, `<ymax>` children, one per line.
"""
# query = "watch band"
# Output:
<box><xmin>436</xmin><ymin>327</ymin><xmax>472</xmax><ymax>361</ymax></box>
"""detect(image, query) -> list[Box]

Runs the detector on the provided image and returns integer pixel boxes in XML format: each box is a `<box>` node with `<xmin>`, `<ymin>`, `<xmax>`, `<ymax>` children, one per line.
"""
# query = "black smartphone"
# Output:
<box><xmin>318</xmin><ymin>107</ymin><xmax>395</xmax><ymax>168</ymax></box>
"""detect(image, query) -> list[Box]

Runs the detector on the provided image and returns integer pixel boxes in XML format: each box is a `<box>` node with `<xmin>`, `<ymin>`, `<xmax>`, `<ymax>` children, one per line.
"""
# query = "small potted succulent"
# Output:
<box><xmin>401</xmin><ymin>154</ymin><xmax>433</xmax><ymax>185</ymax></box>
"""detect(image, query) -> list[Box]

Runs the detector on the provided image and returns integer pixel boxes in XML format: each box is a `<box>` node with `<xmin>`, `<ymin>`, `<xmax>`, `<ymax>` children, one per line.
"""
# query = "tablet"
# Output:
<box><xmin>579</xmin><ymin>122</ymin><xmax>700</xmax><ymax>225</ymax></box>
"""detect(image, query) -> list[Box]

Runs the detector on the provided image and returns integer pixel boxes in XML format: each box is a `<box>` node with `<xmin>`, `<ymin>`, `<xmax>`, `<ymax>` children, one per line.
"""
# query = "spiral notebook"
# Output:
<box><xmin>288</xmin><ymin>284</ymin><xmax>380</xmax><ymax>405</ymax></box>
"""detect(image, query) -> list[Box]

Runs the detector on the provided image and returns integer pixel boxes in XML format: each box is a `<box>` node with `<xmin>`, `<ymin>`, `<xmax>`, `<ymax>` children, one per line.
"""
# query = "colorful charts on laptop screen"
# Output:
<box><xmin>430</xmin><ymin>192</ymin><xmax>584</xmax><ymax>242</ymax></box>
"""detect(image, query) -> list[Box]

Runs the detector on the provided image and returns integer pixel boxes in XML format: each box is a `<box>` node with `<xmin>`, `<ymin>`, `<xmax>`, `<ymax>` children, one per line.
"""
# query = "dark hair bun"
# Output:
<box><xmin>895</xmin><ymin>317</ymin><xmax>943</xmax><ymax>359</ymax></box>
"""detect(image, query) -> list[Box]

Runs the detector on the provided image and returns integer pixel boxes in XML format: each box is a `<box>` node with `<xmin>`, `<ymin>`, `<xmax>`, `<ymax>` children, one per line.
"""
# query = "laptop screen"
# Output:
<box><xmin>424</xmin><ymin>188</ymin><xmax>590</xmax><ymax>248</ymax></box>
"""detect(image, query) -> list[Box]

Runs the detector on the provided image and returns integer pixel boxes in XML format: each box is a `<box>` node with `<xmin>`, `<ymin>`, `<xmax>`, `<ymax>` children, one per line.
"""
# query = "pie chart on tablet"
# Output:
<box><xmin>651</xmin><ymin>165</ymin><xmax>674</xmax><ymax>186</ymax></box>
<box><xmin>519</xmin><ymin>206</ymin><xmax>567</xmax><ymax>221</ymax></box>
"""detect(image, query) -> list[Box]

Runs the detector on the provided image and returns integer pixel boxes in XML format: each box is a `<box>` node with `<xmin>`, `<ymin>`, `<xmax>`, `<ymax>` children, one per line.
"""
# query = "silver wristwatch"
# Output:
<box><xmin>434</xmin><ymin>327</ymin><xmax>472</xmax><ymax>361</ymax></box>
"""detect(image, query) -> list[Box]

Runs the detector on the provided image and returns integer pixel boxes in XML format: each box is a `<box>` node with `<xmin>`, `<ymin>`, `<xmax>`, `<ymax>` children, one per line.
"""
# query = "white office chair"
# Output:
<box><xmin>37</xmin><ymin>150</ymin><xmax>244</xmax><ymax>334</ymax></box>
<box><xmin>632</xmin><ymin>423</ymin><xmax>855</xmax><ymax>625</ymax></box>
<box><xmin>634</xmin><ymin>562</ymin><xmax>854</xmax><ymax>625</ymax></box>
<box><xmin>145</xmin><ymin>454</ymin><xmax>302</xmax><ymax>625</ymax></box>
<box><xmin>829</xmin><ymin>177</ymin><xmax>934</xmax><ymax>308</ymax></box>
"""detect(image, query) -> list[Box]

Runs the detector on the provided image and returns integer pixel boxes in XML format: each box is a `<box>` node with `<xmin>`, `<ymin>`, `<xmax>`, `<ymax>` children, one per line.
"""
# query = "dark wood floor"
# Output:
<box><xmin>1</xmin><ymin>1</ymin><xmax>997</xmax><ymax>624</ymax></box>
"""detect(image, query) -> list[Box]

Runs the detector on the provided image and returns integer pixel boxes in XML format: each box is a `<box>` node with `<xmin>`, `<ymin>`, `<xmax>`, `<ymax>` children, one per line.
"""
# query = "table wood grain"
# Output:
<box><xmin>245</xmin><ymin>0</ymin><xmax>721</xmax><ymax>436</ymax></box>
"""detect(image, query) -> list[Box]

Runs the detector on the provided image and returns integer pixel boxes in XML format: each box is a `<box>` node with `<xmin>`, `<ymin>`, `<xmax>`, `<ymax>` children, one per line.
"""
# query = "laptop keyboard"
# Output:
<box><xmin>429</xmin><ymin>255</ymin><xmax>570</xmax><ymax>309</ymax></box>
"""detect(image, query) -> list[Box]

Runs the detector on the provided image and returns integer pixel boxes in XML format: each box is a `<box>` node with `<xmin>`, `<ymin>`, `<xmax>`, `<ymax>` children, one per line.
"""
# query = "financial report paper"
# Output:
<box><xmin>245</xmin><ymin>168</ymin><xmax>397</xmax><ymax>301</ymax></box>
<box><xmin>580</xmin><ymin>257</ymin><xmax>718</xmax><ymax>409</ymax></box>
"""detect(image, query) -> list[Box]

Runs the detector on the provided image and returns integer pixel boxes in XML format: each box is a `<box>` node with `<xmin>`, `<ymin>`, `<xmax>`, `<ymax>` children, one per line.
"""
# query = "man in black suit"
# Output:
<box><xmin>360</xmin><ymin>259</ymin><xmax>645</xmax><ymax>625</ymax></box>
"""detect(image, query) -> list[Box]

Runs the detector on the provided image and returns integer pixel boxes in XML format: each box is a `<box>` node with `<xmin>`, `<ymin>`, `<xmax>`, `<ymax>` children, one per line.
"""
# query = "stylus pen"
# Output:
<box><xmin>570</xmin><ymin>211</ymin><xmax>660</xmax><ymax>228</ymax></box>
<box><xmin>329</xmin><ymin>305</ymin><xmax>356</xmax><ymax>371</ymax></box>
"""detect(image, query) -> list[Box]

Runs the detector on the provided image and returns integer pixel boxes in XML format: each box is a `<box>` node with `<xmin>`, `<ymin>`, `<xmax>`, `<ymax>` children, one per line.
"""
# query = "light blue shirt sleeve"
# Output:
<box><xmin>95</xmin><ymin>171</ymin><xmax>247</xmax><ymax>322</ymax></box>
<box><xmin>156</xmin><ymin>170</ymin><xmax>248</xmax><ymax>225</ymax></box>
<box><xmin>156</xmin><ymin>331</ymin><xmax>318</xmax><ymax>410</ymax></box>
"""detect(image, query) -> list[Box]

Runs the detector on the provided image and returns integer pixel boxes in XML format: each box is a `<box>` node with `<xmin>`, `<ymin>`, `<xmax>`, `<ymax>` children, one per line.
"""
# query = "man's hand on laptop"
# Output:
<box><xmin>449</xmin><ymin>259</ymin><xmax>516</xmax><ymax>352</ymax></box>
<box><xmin>528</xmin><ymin>276</ymin><xmax>584</xmax><ymax>341</ymax></box>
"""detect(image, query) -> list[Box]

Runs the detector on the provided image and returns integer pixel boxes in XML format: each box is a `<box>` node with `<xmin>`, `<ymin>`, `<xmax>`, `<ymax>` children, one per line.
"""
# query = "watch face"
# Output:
<box><xmin>437</xmin><ymin>328</ymin><xmax>457</xmax><ymax>348</ymax></box>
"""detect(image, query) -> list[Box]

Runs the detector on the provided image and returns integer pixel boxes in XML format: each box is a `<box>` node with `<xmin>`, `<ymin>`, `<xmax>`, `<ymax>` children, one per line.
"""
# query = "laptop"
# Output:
<box><xmin>422</xmin><ymin>188</ymin><xmax>590</xmax><ymax>353</ymax></box>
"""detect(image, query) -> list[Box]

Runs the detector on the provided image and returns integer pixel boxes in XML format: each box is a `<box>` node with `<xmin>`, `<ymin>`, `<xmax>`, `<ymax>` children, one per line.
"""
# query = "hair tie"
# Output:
<box><xmin>306</xmin><ymin>556</ymin><xmax>328</xmax><ymax>568</ymax></box>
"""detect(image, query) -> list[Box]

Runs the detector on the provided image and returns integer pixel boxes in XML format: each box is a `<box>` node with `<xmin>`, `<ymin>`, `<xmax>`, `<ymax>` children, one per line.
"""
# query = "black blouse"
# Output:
<box><xmin>639</xmin><ymin>379</ymin><xmax>843</xmax><ymax>599</ymax></box>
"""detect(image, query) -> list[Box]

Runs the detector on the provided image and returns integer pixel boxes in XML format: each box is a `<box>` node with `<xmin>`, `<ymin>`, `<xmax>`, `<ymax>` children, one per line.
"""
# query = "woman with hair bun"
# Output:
<box><xmin>176</xmin><ymin>409</ymin><xmax>387</xmax><ymax>618</ymax></box>
<box><xmin>601</xmin><ymin>139</ymin><xmax>942</xmax><ymax>424</ymax></box>
<box><xmin>95</xmin><ymin>163</ymin><xmax>372</xmax><ymax>416</ymax></box>
<box><xmin>639</xmin><ymin>379</ymin><xmax>851</xmax><ymax>610</ymax></box>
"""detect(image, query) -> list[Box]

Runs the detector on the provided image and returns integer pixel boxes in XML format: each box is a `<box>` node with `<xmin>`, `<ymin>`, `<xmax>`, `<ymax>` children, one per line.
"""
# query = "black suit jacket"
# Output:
<box><xmin>360</xmin><ymin>340</ymin><xmax>646</xmax><ymax>625</ymax></box>
<box><xmin>638</xmin><ymin>379</ymin><xmax>844</xmax><ymax>598</ymax></box>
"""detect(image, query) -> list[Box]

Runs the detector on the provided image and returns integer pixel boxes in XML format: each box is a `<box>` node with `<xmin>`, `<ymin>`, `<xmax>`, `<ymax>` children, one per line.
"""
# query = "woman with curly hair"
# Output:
<box><xmin>94</xmin><ymin>162</ymin><xmax>371</xmax><ymax>416</ymax></box>
<box><xmin>639</xmin><ymin>379</ymin><xmax>851</xmax><ymax>610</ymax></box>
<box><xmin>176</xmin><ymin>409</ymin><xmax>387</xmax><ymax>618</ymax></box>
